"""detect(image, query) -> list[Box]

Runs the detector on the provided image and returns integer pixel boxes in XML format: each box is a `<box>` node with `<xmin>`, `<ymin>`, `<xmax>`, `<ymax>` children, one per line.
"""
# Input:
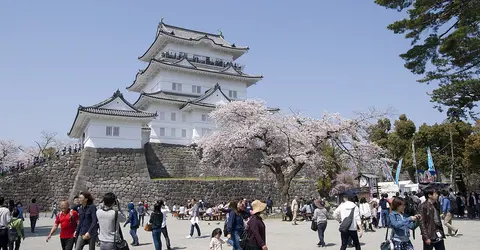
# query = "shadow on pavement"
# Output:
<box><xmin>24</xmin><ymin>226</ymin><xmax>52</xmax><ymax>238</ymax></box>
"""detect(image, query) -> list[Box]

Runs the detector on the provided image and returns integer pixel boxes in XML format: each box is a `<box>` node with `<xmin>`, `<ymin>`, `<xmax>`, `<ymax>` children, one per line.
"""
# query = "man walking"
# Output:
<box><xmin>0</xmin><ymin>197</ymin><xmax>12</xmax><ymax>250</ymax></box>
<box><xmin>419</xmin><ymin>189</ymin><xmax>446</xmax><ymax>250</ymax></box>
<box><xmin>96</xmin><ymin>193</ymin><xmax>118</xmax><ymax>250</ymax></box>
<box><xmin>440</xmin><ymin>190</ymin><xmax>458</xmax><ymax>236</ymax></box>
<box><xmin>158</xmin><ymin>200</ymin><xmax>172</xmax><ymax>250</ymax></box>
<box><xmin>27</xmin><ymin>198</ymin><xmax>40</xmax><ymax>233</ymax></box>
<box><xmin>291</xmin><ymin>196</ymin><xmax>299</xmax><ymax>225</ymax></box>
<box><xmin>333</xmin><ymin>192</ymin><xmax>363</xmax><ymax>250</ymax></box>
<box><xmin>379</xmin><ymin>194</ymin><xmax>390</xmax><ymax>228</ymax></box>
<box><xmin>186</xmin><ymin>198</ymin><xmax>201</xmax><ymax>238</ymax></box>
<box><xmin>47</xmin><ymin>201</ymin><xmax>79</xmax><ymax>250</ymax></box>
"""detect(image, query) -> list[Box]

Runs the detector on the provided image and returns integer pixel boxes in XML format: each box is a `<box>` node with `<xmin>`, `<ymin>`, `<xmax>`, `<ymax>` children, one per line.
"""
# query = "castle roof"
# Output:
<box><xmin>68</xmin><ymin>90</ymin><xmax>156</xmax><ymax>138</ymax></box>
<box><xmin>133</xmin><ymin>83</ymin><xmax>230</xmax><ymax>111</ymax></box>
<box><xmin>139</xmin><ymin>21</ymin><xmax>249</xmax><ymax>62</ymax></box>
<box><xmin>126</xmin><ymin>58</ymin><xmax>262</xmax><ymax>92</ymax></box>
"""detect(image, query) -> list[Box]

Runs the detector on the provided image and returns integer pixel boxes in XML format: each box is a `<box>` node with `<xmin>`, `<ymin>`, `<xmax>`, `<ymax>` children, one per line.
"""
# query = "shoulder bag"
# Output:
<box><xmin>114</xmin><ymin>211</ymin><xmax>130</xmax><ymax>250</ymax></box>
<box><xmin>380</xmin><ymin>226</ymin><xmax>394</xmax><ymax>250</ymax></box>
<box><xmin>339</xmin><ymin>207</ymin><xmax>355</xmax><ymax>233</ymax></box>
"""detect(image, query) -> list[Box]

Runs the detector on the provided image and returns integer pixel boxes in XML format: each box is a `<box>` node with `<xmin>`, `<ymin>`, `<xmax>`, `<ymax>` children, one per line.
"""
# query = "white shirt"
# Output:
<box><xmin>161</xmin><ymin>206</ymin><xmax>170</xmax><ymax>228</ymax></box>
<box><xmin>179</xmin><ymin>206</ymin><xmax>185</xmax><ymax>214</ymax></box>
<box><xmin>333</xmin><ymin>201</ymin><xmax>361</xmax><ymax>231</ymax></box>
<box><xmin>420</xmin><ymin>196</ymin><xmax>426</xmax><ymax>204</ymax></box>
<box><xmin>0</xmin><ymin>207</ymin><xmax>11</xmax><ymax>229</ymax></box>
<box><xmin>359</xmin><ymin>203</ymin><xmax>372</xmax><ymax>217</ymax></box>
<box><xmin>209</xmin><ymin>237</ymin><xmax>224</xmax><ymax>250</ymax></box>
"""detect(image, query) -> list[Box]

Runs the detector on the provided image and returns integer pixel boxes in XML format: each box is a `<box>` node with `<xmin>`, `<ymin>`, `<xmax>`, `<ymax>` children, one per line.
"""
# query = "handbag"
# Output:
<box><xmin>144</xmin><ymin>223</ymin><xmax>152</xmax><ymax>232</ymax></box>
<box><xmin>114</xmin><ymin>211</ymin><xmax>130</xmax><ymax>250</ymax></box>
<box><xmin>380</xmin><ymin>226</ymin><xmax>394</xmax><ymax>250</ymax></box>
<box><xmin>339</xmin><ymin>207</ymin><xmax>355</xmax><ymax>233</ymax></box>
<box><xmin>310</xmin><ymin>220</ymin><xmax>318</xmax><ymax>231</ymax></box>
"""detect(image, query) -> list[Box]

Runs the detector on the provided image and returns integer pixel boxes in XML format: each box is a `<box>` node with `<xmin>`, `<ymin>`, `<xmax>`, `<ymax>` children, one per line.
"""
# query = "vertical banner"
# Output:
<box><xmin>427</xmin><ymin>147</ymin><xmax>436</xmax><ymax>172</ymax></box>
<box><xmin>383</xmin><ymin>160</ymin><xmax>394</xmax><ymax>181</ymax></box>
<box><xmin>395</xmin><ymin>159</ymin><xmax>403</xmax><ymax>185</ymax></box>
<box><xmin>412</xmin><ymin>141</ymin><xmax>418</xmax><ymax>182</ymax></box>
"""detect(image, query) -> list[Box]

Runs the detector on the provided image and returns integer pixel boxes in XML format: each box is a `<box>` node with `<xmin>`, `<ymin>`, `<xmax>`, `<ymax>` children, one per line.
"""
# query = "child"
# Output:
<box><xmin>210</xmin><ymin>228</ymin><xmax>225</xmax><ymax>250</ymax></box>
<box><xmin>9</xmin><ymin>209</ymin><xmax>25</xmax><ymax>250</ymax></box>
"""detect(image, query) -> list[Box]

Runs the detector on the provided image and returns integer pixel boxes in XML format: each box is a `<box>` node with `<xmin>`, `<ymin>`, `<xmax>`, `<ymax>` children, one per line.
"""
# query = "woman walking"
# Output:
<box><xmin>75</xmin><ymin>192</ymin><xmax>99</xmax><ymax>250</ymax></box>
<box><xmin>245</xmin><ymin>200</ymin><xmax>268</xmax><ymax>250</ymax></box>
<box><xmin>149</xmin><ymin>203</ymin><xmax>164</xmax><ymax>250</ymax></box>
<box><xmin>388</xmin><ymin>197</ymin><xmax>419</xmax><ymax>250</ymax></box>
<box><xmin>359</xmin><ymin>198</ymin><xmax>374</xmax><ymax>232</ymax></box>
<box><xmin>312</xmin><ymin>200</ymin><xmax>328</xmax><ymax>247</ymax></box>
<box><xmin>226</xmin><ymin>199</ymin><xmax>250</xmax><ymax>250</ymax></box>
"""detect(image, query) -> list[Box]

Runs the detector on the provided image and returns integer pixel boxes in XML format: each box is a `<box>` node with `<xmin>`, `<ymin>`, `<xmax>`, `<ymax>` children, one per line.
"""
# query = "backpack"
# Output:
<box><xmin>404</xmin><ymin>196</ymin><xmax>418</xmax><ymax>216</ymax></box>
<box><xmin>8</xmin><ymin>218</ymin><xmax>20</xmax><ymax>242</ymax></box>
<box><xmin>379</xmin><ymin>199</ymin><xmax>388</xmax><ymax>210</ymax></box>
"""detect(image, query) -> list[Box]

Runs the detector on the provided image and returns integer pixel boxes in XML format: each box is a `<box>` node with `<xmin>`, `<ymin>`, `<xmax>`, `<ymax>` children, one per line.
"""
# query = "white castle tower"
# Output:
<box><xmin>68</xmin><ymin>20</ymin><xmax>262</xmax><ymax>148</ymax></box>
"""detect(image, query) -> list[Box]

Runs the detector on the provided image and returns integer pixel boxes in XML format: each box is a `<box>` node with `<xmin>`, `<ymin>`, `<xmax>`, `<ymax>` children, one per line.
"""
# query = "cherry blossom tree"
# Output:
<box><xmin>0</xmin><ymin>140</ymin><xmax>21</xmax><ymax>167</ymax></box>
<box><xmin>197</xmin><ymin>100</ymin><xmax>386</xmax><ymax>202</ymax></box>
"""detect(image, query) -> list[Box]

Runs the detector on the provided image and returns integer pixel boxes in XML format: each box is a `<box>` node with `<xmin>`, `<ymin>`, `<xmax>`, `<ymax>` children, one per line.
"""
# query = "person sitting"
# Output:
<box><xmin>178</xmin><ymin>205</ymin><xmax>186</xmax><ymax>220</ymax></box>
<box><xmin>301</xmin><ymin>201</ymin><xmax>314</xmax><ymax>221</ymax></box>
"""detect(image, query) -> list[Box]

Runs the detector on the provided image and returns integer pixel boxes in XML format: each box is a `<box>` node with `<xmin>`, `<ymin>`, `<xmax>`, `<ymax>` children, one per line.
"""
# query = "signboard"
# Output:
<box><xmin>417</xmin><ymin>170</ymin><xmax>437</xmax><ymax>183</ymax></box>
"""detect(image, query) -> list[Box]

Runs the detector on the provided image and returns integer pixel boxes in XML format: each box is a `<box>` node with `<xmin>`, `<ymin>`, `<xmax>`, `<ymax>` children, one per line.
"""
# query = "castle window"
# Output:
<box><xmin>182</xmin><ymin>113</ymin><xmax>187</xmax><ymax>122</ymax></box>
<box><xmin>229</xmin><ymin>90</ymin><xmax>238</xmax><ymax>99</ymax></box>
<box><xmin>106</xmin><ymin>126</ymin><xmax>120</xmax><ymax>137</ymax></box>
<box><xmin>159</xmin><ymin>128</ymin><xmax>165</xmax><ymax>137</ymax></box>
<box><xmin>113</xmin><ymin>127</ymin><xmax>120</xmax><ymax>136</ymax></box>
<box><xmin>192</xmin><ymin>85</ymin><xmax>201</xmax><ymax>94</ymax></box>
<box><xmin>172</xmin><ymin>82</ymin><xmax>182</xmax><ymax>91</ymax></box>
<box><xmin>201</xmin><ymin>114</ymin><xmax>208</xmax><ymax>122</ymax></box>
<box><xmin>171</xmin><ymin>128</ymin><xmax>176</xmax><ymax>137</ymax></box>
<box><xmin>182</xmin><ymin>129</ymin><xmax>187</xmax><ymax>138</ymax></box>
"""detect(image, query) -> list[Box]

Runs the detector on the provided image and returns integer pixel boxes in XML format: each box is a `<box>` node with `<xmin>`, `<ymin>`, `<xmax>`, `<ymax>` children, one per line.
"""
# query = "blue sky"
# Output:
<box><xmin>0</xmin><ymin>0</ymin><xmax>447</xmax><ymax>146</ymax></box>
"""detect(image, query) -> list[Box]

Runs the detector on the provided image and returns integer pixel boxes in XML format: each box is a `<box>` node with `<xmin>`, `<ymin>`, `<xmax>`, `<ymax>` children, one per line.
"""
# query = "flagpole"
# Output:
<box><xmin>412</xmin><ymin>139</ymin><xmax>418</xmax><ymax>183</ymax></box>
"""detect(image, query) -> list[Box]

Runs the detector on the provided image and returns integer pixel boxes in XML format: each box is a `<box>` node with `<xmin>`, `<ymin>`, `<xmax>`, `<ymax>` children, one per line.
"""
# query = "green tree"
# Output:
<box><xmin>374</xmin><ymin>0</ymin><xmax>480</xmax><ymax>120</ymax></box>
<box><xmin>463</xmin><ymin>121</ymin><xmax>480</xmax><ymax>174</ymax></box>
<box><xmin>414</xmin><ymin>121</ymin><xmax>472</xmax><ymax>179</ymax></box>
<box><xmin>369</xmin><ymin>114</ymin><xmax>416</xmax><ymax>180</ymax></box>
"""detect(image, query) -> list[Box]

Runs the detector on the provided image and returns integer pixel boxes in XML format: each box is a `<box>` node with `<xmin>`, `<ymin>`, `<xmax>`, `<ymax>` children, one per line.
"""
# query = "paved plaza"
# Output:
<box><xmin>18</xmin><ymin>215</ymin><xmax>480</xmax><ymax>250</ymax></box>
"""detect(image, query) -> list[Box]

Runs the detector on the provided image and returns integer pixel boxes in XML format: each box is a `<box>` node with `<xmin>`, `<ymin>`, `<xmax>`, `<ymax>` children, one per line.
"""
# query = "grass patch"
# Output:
<box><xmin>152</xmin><ymin>176</ymin><xmax>259</xmax><ymax>181</ymax></box>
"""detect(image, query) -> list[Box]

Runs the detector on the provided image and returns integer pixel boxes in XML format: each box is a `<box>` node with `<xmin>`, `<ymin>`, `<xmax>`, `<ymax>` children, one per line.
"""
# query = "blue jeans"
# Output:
<box><xmin>129</xmin><ymin>228</ymin><xmax>139</xmax><ymax>244</ymax></box>
<box><xmin>230</xmin><ymin>231</ymin><xmax>242</xmax><ymax>250</ymax></box>
<box><xmin>152</xmin><ymin>229</ymin><xmax>162</xmax><ymax>250</ymax></box>
<box><xmin>317</xmin><ymin>222</ymin><xmax>327</xmax><ymax>245</ymax></box>
<box><xmin>381</xmin><ymin>209</ymin><xmax>390</xmax><ymax>227</ymax></box>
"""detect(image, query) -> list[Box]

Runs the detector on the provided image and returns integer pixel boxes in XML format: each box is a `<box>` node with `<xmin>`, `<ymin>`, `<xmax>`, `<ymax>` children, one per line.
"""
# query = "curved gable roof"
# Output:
<box><xmin>139</xmin><ymin>21</ymin><xmax>249</xmax><ymax>62</ymax></box>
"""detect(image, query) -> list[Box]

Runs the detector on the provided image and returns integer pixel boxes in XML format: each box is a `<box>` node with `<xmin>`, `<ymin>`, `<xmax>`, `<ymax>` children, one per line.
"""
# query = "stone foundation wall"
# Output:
<box><xmin>145</xmin><ymin>143</ymin><xmax>265</xmax><ymax>178</ymax></box>
<box><xmin>76</xmin><ymin>148</ymin><xmax>317</xmax><ymax>205</ymax></box>
<box><xmin>0</xmin><ymin>147</ymin><xmax>318</xmax><ymax>209</ymax></box>
<box><xmin>0</xmin><ymin>153</ymin><xmax>81</xmax><ymax>210</ymax></box>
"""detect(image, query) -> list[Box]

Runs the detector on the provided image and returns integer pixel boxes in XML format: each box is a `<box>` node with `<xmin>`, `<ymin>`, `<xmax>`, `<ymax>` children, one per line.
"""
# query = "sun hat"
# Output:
<box><xmin>251</xmin><ymin>200</ymin><xmax>267</xmax><ymax>214</ymax></box>
<box><xmin>314</xmin><ymin>199</ymin><xmax>324</xmax><ymax>208</ymax></box>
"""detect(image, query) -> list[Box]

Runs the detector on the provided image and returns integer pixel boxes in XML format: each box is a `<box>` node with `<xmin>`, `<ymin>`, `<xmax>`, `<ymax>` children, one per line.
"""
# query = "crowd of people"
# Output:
<box><xmin>0</xmin><ymin>193</ymin><xmax>271</xmax><ymax>250</ymax></box>
<box><xmin>312</xmin><ymin>187</ymin><xmax>475</xmax><ymax>250</ymax></box>
<box><xmin>0</xmin><ymin>187</ymin><xmax>478</xmax><ymax>250</ymax></box>
<box><xmin>0</xmin><ymin>144</ymin><xmax>83</xmax><ymax>176</ymax></box>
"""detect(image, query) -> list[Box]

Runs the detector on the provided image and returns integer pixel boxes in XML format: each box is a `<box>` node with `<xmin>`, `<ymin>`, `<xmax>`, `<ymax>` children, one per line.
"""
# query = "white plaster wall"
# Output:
<box><xmin>143</xmin><ymin>102</ymin><xmax>216</xmax><ymax>145</ymax></box>
<box><xmin>143</xmin><ymin>71</ymin><xmax>247</xmax><ymax>100</ymax></box>
<box><xmin>158</xmin><ymin>44</ymin><xmax>234</xmax><ymax>62</ymax></box>
<box><xmin>101</xmin><ymin>97</ymin><xmax>135</xmax><ymax>111</ymax></box>
<box><xmin>83</xmin><ymin>118</ymin><xmax>145</xmax><ymax>148</ymax></box>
